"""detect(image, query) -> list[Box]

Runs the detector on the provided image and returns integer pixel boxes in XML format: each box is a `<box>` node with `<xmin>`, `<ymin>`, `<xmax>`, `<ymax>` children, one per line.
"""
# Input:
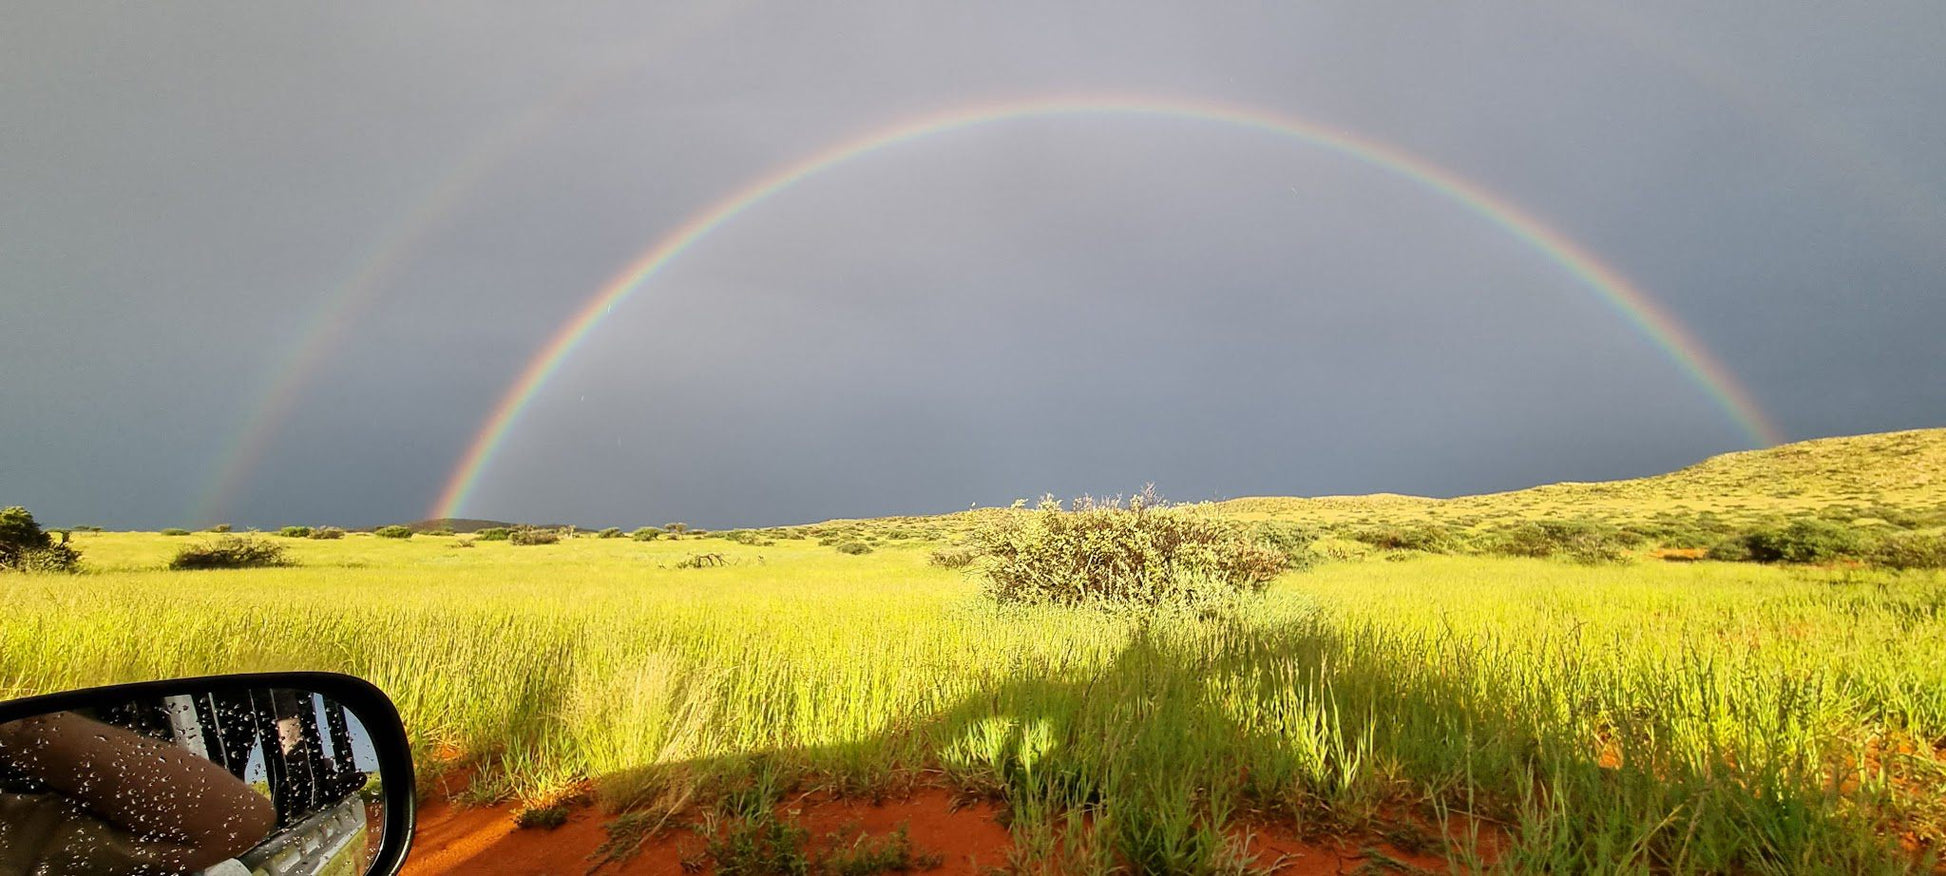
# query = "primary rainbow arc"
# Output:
<box><xmin>433</xmin><ymin>94</ymin><xmax>1784</xmax><ymax>519</ymax></box>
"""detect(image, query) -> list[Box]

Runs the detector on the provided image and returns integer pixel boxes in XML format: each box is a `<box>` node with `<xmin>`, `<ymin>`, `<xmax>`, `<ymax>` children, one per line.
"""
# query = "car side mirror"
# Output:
<box><xmin>0</xmin><ymin>672</ymin><xmax>414</xmax><ymax>876</ymax></box>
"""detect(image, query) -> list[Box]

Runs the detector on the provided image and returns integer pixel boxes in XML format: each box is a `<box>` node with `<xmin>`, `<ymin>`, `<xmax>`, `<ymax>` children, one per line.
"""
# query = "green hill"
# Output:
<box><xmin>1216</xmin><ymin>427</ymin><xmax>1946</xmax><ymax>528</ymax></box>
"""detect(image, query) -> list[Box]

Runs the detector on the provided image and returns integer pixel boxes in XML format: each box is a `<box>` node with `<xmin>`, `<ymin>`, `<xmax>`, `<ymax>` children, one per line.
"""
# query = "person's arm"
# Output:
<box><xmin>0</xmin><ymin>711</ymin><xmax>277</xmax><ymax>870</ymax></box>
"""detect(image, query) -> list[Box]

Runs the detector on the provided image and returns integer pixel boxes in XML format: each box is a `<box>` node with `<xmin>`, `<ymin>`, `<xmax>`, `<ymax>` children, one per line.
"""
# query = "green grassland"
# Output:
<box><xmin>5</xmin><ymin>430</ymin><xmax>1945</xmax><ymax>873</ymax></box>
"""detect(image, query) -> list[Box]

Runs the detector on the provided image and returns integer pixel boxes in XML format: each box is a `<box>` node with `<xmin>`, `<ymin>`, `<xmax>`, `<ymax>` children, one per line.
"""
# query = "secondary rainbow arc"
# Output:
<box><xmin>433</xmin><ymin>94</ymin><xmax>1784</xmax><ymax>519</ymax></box>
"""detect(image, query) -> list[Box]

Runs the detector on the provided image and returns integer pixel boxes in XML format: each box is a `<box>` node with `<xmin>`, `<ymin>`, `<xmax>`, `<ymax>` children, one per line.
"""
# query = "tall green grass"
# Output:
<box><xmin>4</xmin><ymin>533</ymin><xmax>1941</xmax><ymax>872</ymax></box>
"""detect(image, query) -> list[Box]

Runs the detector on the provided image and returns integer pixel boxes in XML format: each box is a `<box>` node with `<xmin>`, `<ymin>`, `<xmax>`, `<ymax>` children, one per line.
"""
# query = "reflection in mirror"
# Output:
<box><xmin>0</xmin><ymin>688</ymin><xmax>385</xmax><ymax>876</ymax></box>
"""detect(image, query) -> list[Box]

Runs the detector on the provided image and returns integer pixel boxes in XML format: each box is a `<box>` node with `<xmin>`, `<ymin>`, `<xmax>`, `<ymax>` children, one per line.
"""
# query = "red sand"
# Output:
<box><xmin>401</xmin><ymin>781</ymin><xmax>1500</xmax><ymax>875</ymax></box>
<box><xmin>402</xmin><ymin>789</ymin><xmax>1013</xmax><ymax>876</ymax></box>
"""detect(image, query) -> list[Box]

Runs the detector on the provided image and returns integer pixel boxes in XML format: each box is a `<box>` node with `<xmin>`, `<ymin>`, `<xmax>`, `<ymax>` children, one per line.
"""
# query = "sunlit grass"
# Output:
<box><xmin>5</xmin><ymin>531</ymin><xmax>1942</xmax><ymax>872</ymax></box>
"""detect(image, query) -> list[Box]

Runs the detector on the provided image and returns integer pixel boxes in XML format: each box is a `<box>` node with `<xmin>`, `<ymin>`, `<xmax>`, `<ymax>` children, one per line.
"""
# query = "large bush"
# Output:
<box><xmin>972</xmin><ymin>496</ymin><xmax>1286</xmax><ymax>608</ymax></box>
<box><xmin>1870</xmin><ymin>532</ymin><xmax>1946</xmax><ymax>571</ymax></box>
<box><xmin>1487</xmin><ymin>519</ymin><xmax>1631</xmax><ymax>564</ymax></box>
<box><xmin>629</xmin><ymin>527</ymin><xmax>662</xmax><ymax>542</ymax></box>
<box><xmin>374</xmin><ymin>525</ymin><xmax>414</xmax><ymax>539</ymax></box>
<box><xmin>1738</xmin><ymin>519</ymin><xmax>1864</xmax><ymax>564</ymax></box>
<box><xmin>475</xmin><ymin>527</ymin><xmax>512</xmax><ymax>541</ymax></box>
<box><xmin>0</xmin><ymin>506</ymin><xmax>81</xmax><ymax>573</ymax></box>
<box><xmin>509</xmin><ymin>527</ymin><xmax>559</xmax><ymax>546</ymax></box>
<box><xmin>169</xmin><ymin>536</ymin><xmax>289</xmax><ymax>570</ymax></box>
<box><xmin>278</xmin><ymin>526</ymin><xmax>313</xmax><ymax>538</ymax></box>
<box><xmin>1249</xmin><ymin>521</ymin><xmax>1320</xmax><ymax>570</ymax></box>
<box><xmin>1348</xmin><ymin>523</ymin><xmax>1461</xmax><ymax>554</ymax></box>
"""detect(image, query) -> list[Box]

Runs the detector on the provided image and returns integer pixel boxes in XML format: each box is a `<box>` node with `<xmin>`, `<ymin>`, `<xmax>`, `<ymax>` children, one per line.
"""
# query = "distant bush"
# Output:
<box><xmin>206</xmin><ymin>524</ymin><xmax>233</xmax><ymax>533</ymax></box>
<box><xmin>374</xmin><ymin>525</ymin><xmax>413</xmax><ymax>540</ymax></box>
<box><xmin>309</xmin><ymin>526</ymin><xmax>345</xmax><ymax>540</ymax></box>
<box><xmin>278</xmin><ymin>526</ymin><xmax>313</xmax><ymax>538</ymax></box>
<box><xmin>425</xmin><ymin>527</ymin><xmax>454</xmax><ymax>537</ymax></box>
<box><xmin>597</xmin><ymin>527</ymin><xmax>623</xmax><ymax>539</ymax></box>
<box><xmin>1348</xmin><ymin>523</ymin><xmax>1461</xmax><ymax>554</ymax></box>
<box><xmin>1250</xmin><ymin>522</ymin><xmax>1320</xmax><ymax>570</ymax></box>
<box><xmin>675</xmin><ymin>552</ymin><xmax>727</xmax><ymax>569</ymax></box>
<box><xmin>663</xmin><ymin>523</ymin><xmax>689</xmax><ymax>538</ymax></box>
<box><xmin>169</xmin><ymin>536</ymin><xmax>288</xmax><ymax>570</ymax></box>
<box><xmin>1869</xmin><ymin>532</ymin><xmax>1946</xmax><ymax>571</ymax></box>
<box><xmin>834</xmin><ymin>541</ymin><xmax>873</xmax><ymax>555</ymax></box>
<box><xmin>1308</xmin><ymin>536</ymin><xmax>1375</xmax><ymax>562</ymax></box>
<box><xmin>161</xmin><ymin>528</ymin><xmax>191</xmax><ymax>537</ymax></box>
<box><xmin>973</xmin><ymin>495</ymin><xmax>1286</xmax><ymax>609</ymax></box>
<box><xmin>1487</xmin><ymin>519</ymin><xmax>1631</xmax><ymax>564</ymax></box>
<box><xmin>475</xmin><ymin>527</ymin><xmax>512</xmax><ymax>541</ymax></box>
<box><xmin>510</xmin><ymin>527</ymin><xmax>559</xmax><ymax>546</ymax></box>
<box><xmin>0</xmin><ymin>506</ymin><xmax>82</xmax><ymax>573</ymax></box>
<box><xmin>1738</xmin><ymin>519</ymin><xmax>1864</xmax><ymax>564</ymax></box>
<box><xmin>1705</xmin><ymin>536</ymin><xmax>1753</xmax><ymax>562</ymax></box>
<box><xmin>929</xmin><ymin>545</ymin><xmax>977</xmax><ymax>568</ymax></box>
<box><xmin>723</xmin><ymin>529</ymin><xmax>774</xmax><ymax>546</ymax></box>
<box><xmin>630</xmin><ymin>527</ymin><xmax>662</xmax><ymax>542</ymax></box>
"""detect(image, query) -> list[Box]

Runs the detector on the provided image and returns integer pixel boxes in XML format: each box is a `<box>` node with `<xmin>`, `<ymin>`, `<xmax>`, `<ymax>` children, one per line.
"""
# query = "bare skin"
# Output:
<box><xmin>0</xmin><ymin>711</ymin><xmax>276</xmax><ymax>872</ymax></box>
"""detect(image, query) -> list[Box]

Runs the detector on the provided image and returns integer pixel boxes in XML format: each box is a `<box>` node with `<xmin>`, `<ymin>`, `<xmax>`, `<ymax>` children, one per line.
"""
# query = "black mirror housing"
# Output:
<box><xmin>0</xmin><ymin>672</ymin><xmax>415</xmax><ymax>876</ymax></box>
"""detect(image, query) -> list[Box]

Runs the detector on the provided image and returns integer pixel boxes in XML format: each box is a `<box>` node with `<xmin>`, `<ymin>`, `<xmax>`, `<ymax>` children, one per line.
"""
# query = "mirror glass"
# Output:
<box><xmin>0</xmin><ymin>687</ymin><xmax>387</xmax><ymax>876</ymax></box>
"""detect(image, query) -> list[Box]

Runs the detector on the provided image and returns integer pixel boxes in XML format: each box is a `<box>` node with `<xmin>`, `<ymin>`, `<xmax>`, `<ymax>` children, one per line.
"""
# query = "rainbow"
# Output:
<box><xmin>432</xmin><ymin>94</ymin><xmax>1784</xmax><ymax>519</ymax></box>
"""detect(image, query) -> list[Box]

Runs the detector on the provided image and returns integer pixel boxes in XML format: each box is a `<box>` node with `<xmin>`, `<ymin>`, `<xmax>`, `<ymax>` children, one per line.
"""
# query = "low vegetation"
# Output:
<box><xmin>7</xmin><ymin>430</ymin><xmax>1943</xmax><ymax>871</ymax></box>
<box><xmin>374</xmin><ymin>524</ymin><xmax>414</xmax><ymax>539</ymax></box>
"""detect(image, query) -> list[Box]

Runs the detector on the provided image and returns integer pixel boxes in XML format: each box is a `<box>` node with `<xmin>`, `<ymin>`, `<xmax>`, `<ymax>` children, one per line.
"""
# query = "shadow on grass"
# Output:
<box><xmin>426</xmin><ymin>611</ymin><xmax>1929</xmax><ymax>874</ymax></box>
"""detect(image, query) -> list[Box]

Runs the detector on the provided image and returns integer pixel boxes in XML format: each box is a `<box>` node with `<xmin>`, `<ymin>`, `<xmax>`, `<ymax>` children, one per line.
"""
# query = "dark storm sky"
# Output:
<box><xmin>3</xmin><ymin>2</ymin><xmax>1942</xmax><ymax>529</ymax></box>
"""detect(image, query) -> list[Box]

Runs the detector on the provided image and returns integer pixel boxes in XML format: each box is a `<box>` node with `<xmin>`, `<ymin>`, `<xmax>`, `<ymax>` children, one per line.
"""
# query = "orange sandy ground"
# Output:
<box><xmin>401</xmin><ymin>791</ymin><xmax>1497</xmax><ymax>875</ymax></box>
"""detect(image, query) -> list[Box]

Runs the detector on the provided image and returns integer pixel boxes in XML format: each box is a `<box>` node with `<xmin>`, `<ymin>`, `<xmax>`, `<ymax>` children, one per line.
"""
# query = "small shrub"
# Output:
<box><xmin>160</xmin><ymin>528</ymin><xmax>192</xmax><ymax>536</ymax></box>
<box><xmin>475</xmin><ymin>527</ymin><xmax>512</xmax><ymax>541</ymax></box>
<box><xmin>374</xmin><ymin>525</ymin><xmax>413</xmax><ymax>540</ymax></box>
<box><xmin>205</xmin><ymin>524</ymin><xmax>233</xmax><ymax>533</ymax></box>
<box><xmin>169</xmin><ymin>536</ymin><xmax>289</xmax><ymax>570</ymax></box>
<box><xmin>509</xmin><ymin>527</ymin><xmax>559</xmax><ymax>546</ymax></box>
<box><xmin>1308</xmin><ymin>536</ymin><xmax>1375</xmax><ymax>562</ymax></box>
<box><xmin>597</xmin><ymin>527</ymin><xmax>624</xmax><ymax>539</ymax></box>
<box><xmin>0</xmin><ymin>506</ymin><xmax>81</xmax><ymax>573</ymax></box>
<box><xmin>704</xmin><ymin>810</ymin><xmax>811</xmax><ymax>876</ymax></box>
<box><xmin>630</xmin><ymin>527</ymin><xmax>662</xmax><ymax>542</ymax></box>
<box><xmin>723</xmin><ymin>529</ymin><xmax>774</xmax><ymax>546</ymax></box>
<box><xmin>1870</xmin><ymin>532</ymin><xmax>1946</xmax><ymax>571</ymax></box>
<box><xmin>928</xmin><ymin>546</ymin><xmax>976</xmax><ymax>568</ymax></box>
<box><xmin>675</xmin><ymin>552</ymin><xmax>727</xmax><ymax>569</ymax></box>
<box><xmin>835</xmin><ymin>541</ymin><xmax>873</xmax><ymax>555</ymax></box>
<box><xmin>973</xmin><ymin>495</ymin><xmax>1285</xmax><ymax>608</ymax></box>
<box><xmin>425</xmin><ymin>527</ymin><xmax>454</xmax><ymax>537</ymax></box>
<box><xmin>277</xmin><ymin>526</ymin><xmax>312</xmax><ymax>538</ymax></box>
<box><xmin>309</xmin><ymin>526</ymin><xmax>345</xmax><ymax>540</ymax></box>
<box><xmin>513</xmin><ymin>805</ymin><xmax>569</xmax><ymax>830</ymax></box>
<box><xmin>819</xmin><ymin>823</ymin><xmax>943</xmax><ymax>875</ymax></box>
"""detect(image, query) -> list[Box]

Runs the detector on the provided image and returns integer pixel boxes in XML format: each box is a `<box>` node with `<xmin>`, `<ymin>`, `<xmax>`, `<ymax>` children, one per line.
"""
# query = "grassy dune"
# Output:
<box><xmin>1218</xmin><ymin>427</ymin><xmax>1946</xmax><ymax>527</ymax></box>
